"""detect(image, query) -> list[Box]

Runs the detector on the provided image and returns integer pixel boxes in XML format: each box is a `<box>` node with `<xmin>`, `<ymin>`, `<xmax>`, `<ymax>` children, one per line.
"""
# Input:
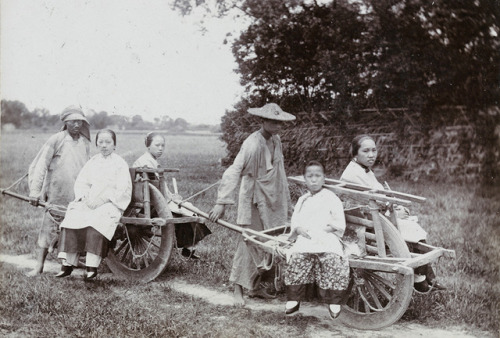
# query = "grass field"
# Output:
<box><xmin>0</xmin><ymin>130</ymin><xmax>498</xmax><ymax>336</ymax></box>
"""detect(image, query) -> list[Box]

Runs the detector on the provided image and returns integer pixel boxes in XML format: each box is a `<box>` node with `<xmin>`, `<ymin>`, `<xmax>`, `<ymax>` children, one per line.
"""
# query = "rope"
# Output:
<box><xmin>3</xmin><ymin>173</ymin><xmax>28</xmax><ymax>191</ymax></box>
<box><xmin>182</xmin><ymin>180</ymin><xmax>220</xmax><ymax>202</ymax></box>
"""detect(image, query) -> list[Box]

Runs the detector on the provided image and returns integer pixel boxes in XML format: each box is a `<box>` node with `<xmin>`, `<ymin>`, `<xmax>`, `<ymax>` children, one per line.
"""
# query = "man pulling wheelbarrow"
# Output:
<box><xmin>209</xmin><ymin>103</ymin><xmax>295</xmax><ymax>306</ymax></box>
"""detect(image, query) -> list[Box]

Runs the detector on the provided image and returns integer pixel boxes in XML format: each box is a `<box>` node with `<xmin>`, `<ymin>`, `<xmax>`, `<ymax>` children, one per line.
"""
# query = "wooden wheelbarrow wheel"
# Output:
<box><xmin>339</xmin><ymin>214</ymin><xmax>414</xmax><ymax>330</ymax></box>
<box><xmin>106</xmin><ymin>184</ymin><xmax>175</xmax><ymax>282</ymax></box>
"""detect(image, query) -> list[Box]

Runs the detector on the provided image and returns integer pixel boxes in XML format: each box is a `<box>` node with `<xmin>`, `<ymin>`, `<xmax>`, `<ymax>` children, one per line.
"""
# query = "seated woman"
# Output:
<box><xmin>285</xmin><ymin>161</ymin><xmax>350</xmax><ymax>319</ymax></box>
<box><xmin>340</xmin><ymin>134</ymin><xmax>445</xmax><ymax>292</ymax></box>
<box><xmin>133</xmin><ymin>132</ymin><xmax>211</xmax><ymax>260</ymax></box>
<box><xmin>56</xmin><ymin>129</ymin><xmax>132</xmax><ymax>279</ymax></box>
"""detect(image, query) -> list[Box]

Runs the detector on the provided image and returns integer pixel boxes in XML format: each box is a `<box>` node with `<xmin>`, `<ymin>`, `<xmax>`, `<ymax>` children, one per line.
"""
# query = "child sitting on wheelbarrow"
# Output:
<box><xmin>133</xmin><ymin>132</ymin><xmax>211</xmax><ymax>259</ymax></box>
<box><xmin>284</xmin><ymin>161</ymin><xmax>350</xmax><ymax>319</ymax></box>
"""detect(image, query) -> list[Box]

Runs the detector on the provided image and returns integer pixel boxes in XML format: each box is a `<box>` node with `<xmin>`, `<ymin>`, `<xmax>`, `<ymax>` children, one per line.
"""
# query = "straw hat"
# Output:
<box><xmin>248</xmin><ymin>103</ymin><xmax>296</xmax><ymax>122</ymax></box>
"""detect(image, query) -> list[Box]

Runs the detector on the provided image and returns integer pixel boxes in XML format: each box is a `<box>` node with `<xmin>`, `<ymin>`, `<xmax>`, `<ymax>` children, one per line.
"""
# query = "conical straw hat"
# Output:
<box><xmin>248</xmin><ymin>103</ymin><xmax>296</xmax><ymax>121</ymax></box>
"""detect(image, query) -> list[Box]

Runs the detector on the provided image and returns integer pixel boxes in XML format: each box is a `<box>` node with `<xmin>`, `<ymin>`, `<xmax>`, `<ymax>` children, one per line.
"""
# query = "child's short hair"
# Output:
<box><xmin>303</xmin><ymin>160</ymin><xmax>325</xmax><ymax>175</ymax></box>
<box><xmin>145</xmin><ymin>132</ymin><xmax>165</xmax><ymax>147</ymax></box>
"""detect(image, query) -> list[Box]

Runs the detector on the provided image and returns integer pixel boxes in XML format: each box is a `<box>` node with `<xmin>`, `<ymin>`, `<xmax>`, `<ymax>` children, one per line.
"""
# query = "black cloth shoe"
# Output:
<box><xmin>285</xmin><ymin>301</ymin><xmax>300</xmax><ymax>315</ymax></box>
<box><xmin>429</xmin><ymin>280</ymin><xmax>447</xmax><ymax>291</ymax></box>
<box><xmin>55</xmin><ymin>265</ymin><xmax>73</xmax><ymax>278</ymax></box>
<box><xmin>414</xmin><ymin>280</ymin><xmax>431</xmax><ymax>293</ymax></box>
<box><xmin>181</xmin><ymin>248</ymin><xmax>199</xmax><ymax>260</ymax></box>
<box><xmin>85</xmin><ymin>267</ymin><xmax>98</xmax><ymax>279</ymax></box>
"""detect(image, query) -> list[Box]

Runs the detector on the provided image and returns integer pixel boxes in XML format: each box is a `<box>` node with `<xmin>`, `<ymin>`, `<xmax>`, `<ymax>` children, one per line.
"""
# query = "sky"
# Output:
<box><xmin>0</xmin><ymin>0</ymin><xmax>246</xmax><ymax>125</ymax></box>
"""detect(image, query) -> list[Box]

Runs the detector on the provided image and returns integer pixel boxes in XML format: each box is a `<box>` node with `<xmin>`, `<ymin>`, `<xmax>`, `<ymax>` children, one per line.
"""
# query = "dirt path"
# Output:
<box><xmin>0</xmin><ymin>254</ymin><xmax>492</xmax><ymax>338</ymax></box>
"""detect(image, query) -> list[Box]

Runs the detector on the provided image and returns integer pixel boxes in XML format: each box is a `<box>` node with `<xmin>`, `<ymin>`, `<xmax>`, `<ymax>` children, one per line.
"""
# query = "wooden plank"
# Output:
<box><xmin>362</xmin><ymin>256</ymin><xmax>406</xmax><ymax>263</ymax></box>
<box><xmin>366</xmin><ymin>244</ymin><xmax>378</xmax><ymax>255</ymax></box>
<box><xmin>324</xmin><ymin>178</ymin><xmax>425</xmax><ymax>203</ymax></box>
<box><xmin>120</xmin><ymin>216</ymin><xmax>206</xmax><ymax>226</ymax></box>
<box><xmin>413</xmin><ymin>242</ymin><xmax>456</xmax><ymax>258</ymax></box>
<box><xmin>348</xmin><ymin>259</ymin><xmax>413</xmax><ymax>275</ymax></box>
<box><xmin>134</xmin><ymin>167</ymin><xmax>180</xmax><ymax>173</ymax></box>
<box><xmin>289</xmin><ymin>176</ymin><xmax>425</xmax><ymax>204</ymax></box>
<box><xmin>346</xmin><ymin>215</ymin><xmax>373</xmax><ymax>228</ymax></box>
<box><xmin>142</xmin><ymin>173</ymin><xmax>151</xmax><ymax>219</ymax></box>
<box><xmin>365</xmin><ymin>232</ymin><xmax>376</xmax><ymax>241</ymax></box>
<box><xmin>402</xmin><ymin>249</ymin><xmax>449</xmax><ymax>268</ymax></box>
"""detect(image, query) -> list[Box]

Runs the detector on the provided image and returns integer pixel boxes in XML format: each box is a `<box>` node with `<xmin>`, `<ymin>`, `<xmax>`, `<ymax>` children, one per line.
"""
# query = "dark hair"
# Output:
<box><xmin>95</xmin><ymin>129</ymin><xmax>116</xmax><ymax>146</ymax></box>
<box><xmin>145</xmin><ymin>132</ymin><xmax>165</xmax><ymax>147</ymax></box>
<box><xmin>303</xmin><ymin>160</ymin><xmax>325</xmax><ymax>175</ymax></box>
<box><xmin>351</xmin><ymin>134</ymin><xmax>375</xmax><ymax>158</ymax></box>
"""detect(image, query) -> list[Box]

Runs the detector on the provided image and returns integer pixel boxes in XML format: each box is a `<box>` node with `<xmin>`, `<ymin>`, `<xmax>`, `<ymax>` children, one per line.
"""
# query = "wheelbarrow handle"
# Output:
<box><xmin>0</xmin><ymin>189</ymin><xmax>48</xmax><ymax>208</ymax></box>
<box><xmin>173</xmin><ymin>200</ymin><xmax>290</xmax><ymax>244</ymax></box>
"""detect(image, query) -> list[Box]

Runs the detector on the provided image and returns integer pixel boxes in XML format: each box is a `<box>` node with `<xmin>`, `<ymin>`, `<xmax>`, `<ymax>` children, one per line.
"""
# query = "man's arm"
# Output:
<box><xmin>28</xmin><ymin>134</ymin><xmax>60</xmax><ymax>202</ymax></box>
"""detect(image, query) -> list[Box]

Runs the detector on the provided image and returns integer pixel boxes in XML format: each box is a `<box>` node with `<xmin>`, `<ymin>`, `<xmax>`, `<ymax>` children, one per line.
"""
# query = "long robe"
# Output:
<box><xmin>60</xmin><ymin>153</ymin><xmax>132</xmax><ymax>241</ymax></box>
<box><xmin>216</xmin><ymin>130</ymin><xmax>292</xmax><ymax>290</ymax></box>
<box><xmin>28</xmin><ymin>131</ymin><xmax>90</xmax><ymax>248</ymax></box>
<box><xmin>28</xmin><ymin>130</ymin><xmax>90</xmax><ymax>205</ymax></box>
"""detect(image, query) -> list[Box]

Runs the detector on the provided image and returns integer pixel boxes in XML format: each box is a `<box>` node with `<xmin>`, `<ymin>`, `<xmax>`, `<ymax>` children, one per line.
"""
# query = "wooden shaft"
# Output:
<box><xmin>142</xmin><ymin>173</ymin><xmax>151</xmax><ymax>218</ymax></box>
<box><xmin>173</xmin><ymin>201</ymin><xmax>290</xmax><ymax>244</ymax></box>
<box><xmin>369</xmin><ymin>200</ymin><xmax>386</xmax><ymax>258</ymax></box>
<box><xmin>1</xmin><ymin>189</ymin><xmax>48</xmax><ymax>208</ymax></box>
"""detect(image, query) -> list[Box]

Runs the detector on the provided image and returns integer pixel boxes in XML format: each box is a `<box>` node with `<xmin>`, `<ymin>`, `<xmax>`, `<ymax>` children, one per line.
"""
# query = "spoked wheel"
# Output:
<box><xmin>340</xmin><ymin>214</ymin><xmax>414</xmax><ymax>330</ymax></box>
<box><xmin>106</xmin><ymin>184</ymin><xmax>175</xmax><ymax>282</ymax></box>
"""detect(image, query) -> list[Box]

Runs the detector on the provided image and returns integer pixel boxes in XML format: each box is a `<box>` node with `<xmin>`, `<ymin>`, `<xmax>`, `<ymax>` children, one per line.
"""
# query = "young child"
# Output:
<box><xmin>133</xmin><ymin>132</ymin><xmax>211</xmax><ymax>259</ymax></box>
<box><xmin>284</xmin><ymin>161</ymin><xmax>349</xmax><ymax>319</ymax></box>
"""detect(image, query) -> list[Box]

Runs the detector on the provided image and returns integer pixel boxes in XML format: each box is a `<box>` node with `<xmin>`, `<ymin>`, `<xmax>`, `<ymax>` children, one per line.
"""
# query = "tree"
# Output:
<box><xmin>363</xmin><ymin>0</ymin><xmax>500</xmax><ymax>112</ymax></box>
<box><xmin>173</xmin><ymin>117</ymin><xmax>188</xmax><ymax>131</ymax></box>
<box><xmin>1</xmin><ymin>100</ymin><xmax>32</xmax><ymax>127</ymax></box>
<box><xmin>232</xmin><ymin>0</ymin><xmax>367</xmax><ymax>114</ymax></box>
<box><xmin>89</xmin><ymin>111</ymin><xmax>112</xmax><ymax>129</ymax></box>
<box><xmin>187</xmin><ymin>0</ymin><xmax>499</xmax><ymax>181</ymax></box>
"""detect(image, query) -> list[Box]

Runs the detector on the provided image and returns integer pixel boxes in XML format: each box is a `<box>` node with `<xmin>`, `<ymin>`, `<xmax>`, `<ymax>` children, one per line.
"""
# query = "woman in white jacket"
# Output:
<box><xmin>340</xmin><ymin>134</ymin><xmax>445</xmax><ymax>292</ymax></box>
<box><xmin>56</xmin><ymin>129</ymin><xmax>132</xmax><ymax>279</ymax></box>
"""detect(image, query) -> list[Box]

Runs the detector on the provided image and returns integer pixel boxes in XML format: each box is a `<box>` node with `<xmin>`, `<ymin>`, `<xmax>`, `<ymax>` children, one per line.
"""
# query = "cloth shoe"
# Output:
<box><xmin>414</xmin><ymin>280</ymin><xmax>431</xmax><ymax>293</ymax></box>
<box><xmin>328</xmin><ymin>304</ymin><xmax>341</xmax><ymax>319</ymax></box>
<box><xmin>181</xmin><ymin>248</ymin><xmax>199</xmax><ymax>260</ymax></box>
<box><xmin>429</xmin><ymin>280</ymin><xmax>447</xmax><ymax>291</ymax></box>
<box><xmin>55</xmin><ymin>265</ymin><xmax>73</xmax><ymax>278</ymax></box>
<box><xmin>285</xmin><ymin>301</ymin><xmax>300</xmax><ymax>315</ymax></box>
<box><xmin>85</xmin><ymin>267</ymin><xmax>98</xmax><ymax>279</ymax></box>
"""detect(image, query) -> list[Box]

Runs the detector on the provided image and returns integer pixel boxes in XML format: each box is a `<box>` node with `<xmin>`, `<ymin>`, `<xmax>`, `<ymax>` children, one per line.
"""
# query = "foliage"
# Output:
<box><xmin>193</xmin><ymin>0</ymin><xmax>500</xmax><ymax>181</ymax></box>
<box><xmin>1</xmin><ymin>99</ymin><xmax>211</xmax><ymax>132</ymax></box>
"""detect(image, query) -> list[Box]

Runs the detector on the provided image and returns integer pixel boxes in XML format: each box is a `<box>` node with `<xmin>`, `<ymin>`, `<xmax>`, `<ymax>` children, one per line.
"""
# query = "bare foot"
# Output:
<box><xmin>248</xmin><ymin>288</ymin><xmax>276</xmax><ymax>299</ymax></box>
<box><xmin>26</xmin><ymin>265</ymin><xmax>43</xmax><ymax>277</ymax></box>
<box><xmin>233</xmin><ymin>285</ymin><xmax>245</xmax><ymax>306</ymax></box>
